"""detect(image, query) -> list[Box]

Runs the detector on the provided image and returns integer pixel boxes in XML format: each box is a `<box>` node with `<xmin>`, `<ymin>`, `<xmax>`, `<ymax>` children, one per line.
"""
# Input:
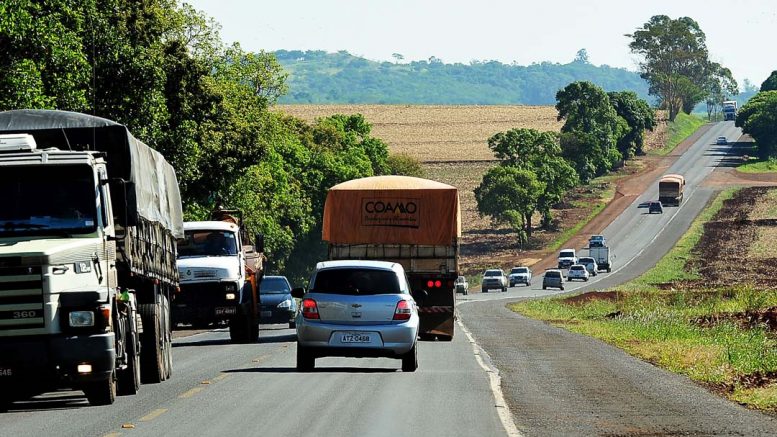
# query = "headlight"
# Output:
<box><xmin>74</xmin><ymin>261</ymin><xmax>92</xmax><ymax>274</ymax></box>
<box><xmin>224</xmin><ymin>283</ymin><xmax>238</xmax><ymax>293</ymax></box>
<box><xmin>225</xmin><ymin>293</ymin><xmax>236</xmax><ymax>300</ymax></box>
<box><xmin>277</xmin><ymin>299</ymin><xmax>292</xmax><ymax>309</ymax></box>
<box><xmin>69</xmin><ymin>311</ymin><xmax>95</xmax><ymax>327</ymax></box>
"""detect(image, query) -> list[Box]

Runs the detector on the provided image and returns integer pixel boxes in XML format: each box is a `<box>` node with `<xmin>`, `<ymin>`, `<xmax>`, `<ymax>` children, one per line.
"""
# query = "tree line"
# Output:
<box><xmin>736</xmin><ymin>71</ymin><xmax>777</xmax><ymax>159</ymax></box>
<box><xmin>475</xmin><ymin>81</ymin><xmax>656</xmax><ymax>243</ymax></box>
<box><xmin>0</xmin><ymin>0</ymin><xmax>414</xmax><ymax>282</ymax></box>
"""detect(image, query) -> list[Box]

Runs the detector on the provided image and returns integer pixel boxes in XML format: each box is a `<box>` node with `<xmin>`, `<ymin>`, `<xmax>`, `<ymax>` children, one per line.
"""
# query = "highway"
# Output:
<box><xmin>3</xmin><ymin>121</ymin><xmax>777</xmax><ymax>436</ymax></box>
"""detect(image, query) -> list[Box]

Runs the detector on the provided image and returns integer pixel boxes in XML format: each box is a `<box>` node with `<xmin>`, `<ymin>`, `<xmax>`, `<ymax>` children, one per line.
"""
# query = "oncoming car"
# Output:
<box><xmin>508</xmin><ymin>266</ymin><xmax>532</xmax><ymax>287</ymax></box>
<box><xmin>292</xmin><ymin>260</ymin><xmax>419</xmax><ymax>372</ymax></box>
<box><xmin>716</xmin><ymin>136</ymin><xmax>727</xmax><ymax>145</ymax></box>
<box><xmin>259</xmin><ymin>275</ymin><xmax>297</xmax><ymax>328</ymax></box>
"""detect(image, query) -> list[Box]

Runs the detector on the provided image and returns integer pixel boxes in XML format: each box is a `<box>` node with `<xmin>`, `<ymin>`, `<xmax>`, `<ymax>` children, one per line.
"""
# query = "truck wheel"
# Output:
<box><xmin>117</xmin><ymin>329</ymin><xmax>140</xmax><ymax>396</ymax></box>
<box><xmin>297</xmin><ymin>345</ymin><xmax>315</xmax><ymax>371</ymax></box>
<box><xmin>229</xmin><ymin>316</ymin><xmax>247</xmax><ymax>343</ymax></box>
<box><xmin>162</xmin><ymin>294</ymin><xmax>172</xmax><ymax>380</ymax></box>
<box><xmin>401</xmin><ymin>343</ymin><xmax>418</xmax><ymax>372</ymax></box>
<box><xmin>84</xmin><ymin>371</ymin><xmax>116</xmax><ymax>406</ymax></box>
<box><xmin>139</xmin><ymin>302</ymin><xmax>165</xmax><ymax>384</ymax></box>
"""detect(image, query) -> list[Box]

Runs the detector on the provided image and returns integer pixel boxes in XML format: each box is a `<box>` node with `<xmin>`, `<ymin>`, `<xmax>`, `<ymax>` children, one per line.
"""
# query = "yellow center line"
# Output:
<box><xmin>139</xmin><ymin>408</ymin><xmax>168</xmax><ymax>422</ymax></box>
<box><xmin>178</xmin><ymin>387</ymin><xmax>204</xmax><ymax>399</ymax></box>
<box><xmin>103</xmin><ymin>433</ymin><xmax>122</xmax><ymax>437</ymax></box>
<box><xmin>212</xmin><ymin>373</ymin><xmax>230</xmax><ymax>382</ymax></box>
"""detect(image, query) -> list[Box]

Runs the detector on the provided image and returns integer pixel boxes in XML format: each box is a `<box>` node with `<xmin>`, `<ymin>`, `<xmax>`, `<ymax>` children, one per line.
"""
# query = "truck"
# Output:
<box><xmin>173</xmin><ymin>209</ymin><xmax>265</xmax><ymax>343</ymax></box>
<box><xmin>0</xmin><ymin>109</ymin><xmax>183</xmax><ymax>408</ymax></box>
<box><xmin>658</xmin><ymin>173</ymin><xmax>685</xmax><ymax>206</ymax></box>
<box><xmin>588</xmin><ymin>245</ymin><xmax>612</xmax><ymax>272</ymax></box>
<box><xmin>322</xmin><ymin>175</ymin><xmax>460</xmax><ymax>341</ymax></box>
<box><xmin>722</xmin><ymin>100</ymin><xmax>737</xmax><ymax>121</ymax></box>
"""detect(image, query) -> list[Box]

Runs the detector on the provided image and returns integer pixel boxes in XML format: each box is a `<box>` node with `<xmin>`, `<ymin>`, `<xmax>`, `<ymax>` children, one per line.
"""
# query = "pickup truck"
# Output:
<box><xmin>558</xmin><ymin>249</ymin><xmax>577</xmax><ymax>269</ymax></box>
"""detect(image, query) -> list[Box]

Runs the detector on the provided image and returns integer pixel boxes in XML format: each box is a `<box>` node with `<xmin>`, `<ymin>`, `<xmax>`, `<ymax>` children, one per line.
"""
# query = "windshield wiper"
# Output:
<box><xmin>2</xmin><ymin>221</ymin><xmax>46</xmax><ymax>230</ymax></box>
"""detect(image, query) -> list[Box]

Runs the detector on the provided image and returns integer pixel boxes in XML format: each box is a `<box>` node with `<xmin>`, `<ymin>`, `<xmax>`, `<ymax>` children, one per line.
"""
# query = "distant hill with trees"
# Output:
<box><xmin>274</xmin><ymin>49</ymin><xmax>652</xmax><ymax>105</ymax></box>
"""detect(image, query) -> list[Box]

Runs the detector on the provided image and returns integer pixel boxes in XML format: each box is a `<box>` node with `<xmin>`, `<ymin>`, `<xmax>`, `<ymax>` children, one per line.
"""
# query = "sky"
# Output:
<box><xmin>186</xmin><ymin>0</ymin><xmax>777</xmax><ymax>87</ymax></box>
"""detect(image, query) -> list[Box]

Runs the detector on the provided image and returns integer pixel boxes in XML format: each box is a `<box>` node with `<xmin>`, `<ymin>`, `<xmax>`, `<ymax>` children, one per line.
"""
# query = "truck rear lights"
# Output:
<box><xmin>393</xmin><ymin>300</ymin><xmax>412</xmax><ymax>320</ymax></box>
<box><xmin>426</xmin><ymin>280</ymin><xmax>443</xmax><ymax>288</ymax></box>
<box><xmin>301</xmin><ymin>298</ymin><xmax>319</xmax><ymax>319</ymax></box>
<box><xmin>69</xmin><ymin>311</ymin><xmax>95</xmax><ymax>327</ymax></box>
<box><xmin>434</xmin><ymin>280</ymin><xmax>442</xmax><ymax>288</ymax></box>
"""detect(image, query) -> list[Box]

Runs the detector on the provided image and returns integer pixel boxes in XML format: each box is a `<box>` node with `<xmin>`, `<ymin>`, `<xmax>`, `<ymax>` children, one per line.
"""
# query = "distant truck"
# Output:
<box><xmin>0</xmin><ymin>110</ymin><xmax>183</xmax><ymax>407</ymax></box>
<box><xmin>588</xmin><ymin>245</ymin><xmax>612</xmax><ymax>273</ymax></box>
<box><xmin>322</xmin><ymin>176</ymin><xmax>460</xmax><ymax>341</ymax></box>
<box><xmin>658</xmin><ymin>174</ymin><xmax>685</xmax><ymax>207</ymax></box>
<box><xmin>173</xmin><ymin>209</ymin><xmax>264</xmax><ymax>343</ymax></box>
<box><xmin>722</xmin><ymin>100</ymin><xmax>737</xmax><ymax>121</ymax></box>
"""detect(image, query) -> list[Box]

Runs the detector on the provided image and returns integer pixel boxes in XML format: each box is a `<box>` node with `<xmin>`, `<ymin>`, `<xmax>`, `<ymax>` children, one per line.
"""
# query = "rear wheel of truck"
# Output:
<box><xmin>139</xmin><ymin>301</ymin><xmax>165</xmax><ymax>384</ymax></box>
<box><xmin>402</xmin><ymin>343</ymin><xmax>418</xmax><ymax>372</ymax></box>
<box><xmin>162</xmin><ymin>293</ymin><xmax>172</xmax><ymax>380</ymax></box>
<box><xmin>84</xmin><ymin>371</ymin><xmax>117</xmax><ymax>406</ymax></box>
<box><xmin>117</xmin><ymin>328</ymin><xmax>140</xmax><ymax>395</ymax></box>
<box><xmin>297</xmin><ymin>345</ymin><xmax>315</xmax><ymax>371</ymax></box>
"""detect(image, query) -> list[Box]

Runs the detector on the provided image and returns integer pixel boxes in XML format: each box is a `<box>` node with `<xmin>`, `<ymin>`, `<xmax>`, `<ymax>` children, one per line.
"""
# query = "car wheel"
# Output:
<box><xmin>502</xmin><ymin>287</ymin><xmax>507</xmax><ymax>292</ymax></box>
<box><xmin>464</xmin><ymin>290</ymin><xmax>468</xmax><ymax>295</ymax></box>
<box><xmin>289</xmin><ymin>320</ymin><xmax>296</xmax><ymax>329</ymax></box>
<box><xmin>560</xmin><ymin>286</ymin><xmax>565</xmax><ymax>290</ymax></box>
<box><xmin>584</xmin><ymin>278</ymin><xmax>588</xmax><ymax>281</ymax></box>
<box><xmin>542</xmin><ymin>286</ymin><xmax>547</xmax><ymax>290</ymax></box>
<box><xmin>402</xmin><ymin>343</ymin><xmax>418</xmax><ymax>372</ymax></box>
<box><xmin>296</xmin><ymin>345</ymin><xmax>315</xmax><ymax>372</ymax></box>
<box><xmin>483</xmin><ymin>288</ymin><xmax>488</xmax><ymax>293</ymax></box>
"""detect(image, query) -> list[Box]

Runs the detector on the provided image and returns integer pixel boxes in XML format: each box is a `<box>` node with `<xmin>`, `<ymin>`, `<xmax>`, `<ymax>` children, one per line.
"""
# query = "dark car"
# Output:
<box><xmin>648</xmin><ymin>201</ymin><xmax>664</xmax><ymax>214</ymax></box>
<box><xmin>259</xmin><ymin>275</ymin><xmax>298</xmax><ymax>328</ymax></box>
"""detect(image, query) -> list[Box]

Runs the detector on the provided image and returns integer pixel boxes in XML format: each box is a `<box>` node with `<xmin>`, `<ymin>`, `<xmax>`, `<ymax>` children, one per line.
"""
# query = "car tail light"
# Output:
<box><xmin>301</xmin><ymin>298</ymin><xmax>319</xmax><ymax>319</ymax></box>
<box><xmin>434</xmin><ymin>280</ymin><xmax>442</xmax><ymax>288</ymax></box>
<box><xmin>393</xmin><ymin>300</ymin><xmax>412</xmax><ymax>320</ymax></box>
<box><xmin>426</xmin><ymin>280</ymin><xmax>434</xmax><ymax>288</ymax></box>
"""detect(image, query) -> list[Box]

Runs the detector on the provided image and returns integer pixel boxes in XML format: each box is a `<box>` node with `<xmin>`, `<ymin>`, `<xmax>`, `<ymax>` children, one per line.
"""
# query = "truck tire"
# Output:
<box><xmin>161</xmin><ymin>293</ymin><xmax>172</xmax><ymax>380</ymax></box>
<box><xmin>401</xmin><ymin>343</ymin><xmax>418</xmax><ymax>372</ymax></box>
<box><xmin>117</xmin><ymin>328</ymin><xmax>140</xmax><ymax>396</ymax></box>
<box><xmin>83</xmin><ymin>371</ymin><xmax>116</xmax><ymax>406</ymax></box>
<box><xmin>297</xmin><ymin>345</ymin><xmax>315</xmax><ymax>371</ymax></box>
<box><xmin>139</xmin><ymin>301</ymin><xmax>165</xmax><ymax>384</ymax></box>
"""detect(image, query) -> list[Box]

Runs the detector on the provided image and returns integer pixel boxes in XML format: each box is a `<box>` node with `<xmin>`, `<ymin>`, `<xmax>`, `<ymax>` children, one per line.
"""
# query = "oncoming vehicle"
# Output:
<box><xmin>542</xmin><ymin>270</ymin><xmax>564</xmax><ymax>290</ymax></box>
<box><xmin>454</xmin><ymin>276</ymin><xmax>469</xmax><ymax>295</ymax></box>
<box><xmin>588</xmin><ymin>235</ymin><xmax>606</xmax><ymax>247</ymax></box>
<box><xmin>558</xmin><ymin>249</ymin><xmax>577</xmax><ymax>269</ymax></box>
<box><xmin>577</xmin><ymin>257</ymin><xmax>598</xmax><ymax>276</ymax></box>
<box><xmin>508</xmin><ymin>266</ymin><xmax>532</xmax><ymax>286</ymax></box>
<box><xmin>259</xmin><ymin>276</ymin><xmax>297</xmax><ymax>328</ymax></box>
<box><xmin>567</xmin><ymin>264</ymin><xmax>590</xmax><ymax>281</ymax></box>
<box><xmin>292</xmin><ymin>260</ymin><xmax>419</xmax><ymax>372</ymax></box>
<box><xmin>716</xmin><ymin>136</ymin><xmax>728</xmax><ymax>145</ymax></box>
<box><xmin>481</xmin><ymin>269</ymin><xmax>507</xmax><ymax>292</ymax></box>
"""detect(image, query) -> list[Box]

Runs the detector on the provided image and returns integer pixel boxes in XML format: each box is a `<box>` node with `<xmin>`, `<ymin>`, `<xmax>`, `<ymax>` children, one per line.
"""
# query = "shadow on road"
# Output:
<box><xmin>173</xmin><ymin>333</ymin><xmax>296</xmax><ymax>347</ymax></box>
<box><xmin>223</xmin><ymin>366</ymin><xmax>398</xmax><ymax>374</ymax></box>
<box><xmin>2</xmin><ymin>392</ymin><xmax>86</xmax><ymax>413</ymax></box>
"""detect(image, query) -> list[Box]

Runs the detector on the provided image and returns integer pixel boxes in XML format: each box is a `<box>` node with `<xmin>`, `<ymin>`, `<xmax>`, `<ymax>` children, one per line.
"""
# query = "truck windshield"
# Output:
<box><xmin>0</xmin><ymin>165</ymin><xmax>97</xmax><ymax>237</ymax></box>
<box><xmin>177</xmin><ymin>230</ymin><xmax>238</xmax><ymax>257</ymax></box>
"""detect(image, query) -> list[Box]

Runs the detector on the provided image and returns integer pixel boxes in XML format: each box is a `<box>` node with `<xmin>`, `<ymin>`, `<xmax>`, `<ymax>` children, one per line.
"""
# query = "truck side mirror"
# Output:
<box><xmin>255</xmin><ymin>233</ymin><xmax>264</xmax><ymax>253</ymax></box>
<box><xmin>291</xmin><ymin>287</ymin><xmax>305</xmax><ymax>299</ymax></box>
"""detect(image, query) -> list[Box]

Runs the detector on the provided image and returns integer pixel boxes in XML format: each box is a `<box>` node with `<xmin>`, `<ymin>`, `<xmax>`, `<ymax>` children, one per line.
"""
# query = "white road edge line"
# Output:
<box><xmin>458</xmin><ymin>319</ymin><xmax>524</xmax><ymax>437</ymax></box>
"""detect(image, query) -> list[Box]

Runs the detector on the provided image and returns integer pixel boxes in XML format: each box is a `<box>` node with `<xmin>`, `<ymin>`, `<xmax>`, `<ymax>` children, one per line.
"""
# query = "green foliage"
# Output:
<box><xmin>386</xmin><ymin>153</ymin><xmax>425</xmax><ymax>177</ymax></box>
<box><xmin>474</xmin><ymin>166</ymin><xmax>545</xmax><ymax>242</ymax></box>
<box><xmin>608</xmin><ymin>91</ymin><xmax>657</xmax><ymax>157</ymax></box>
<box><xmin>556</xmin><ymin>81</ymin><xmax>622</xmax><ymax>182</ymax></box>
<box><xmin>273</xmin><ymin>50</ymin><xmax>651</xmax><ymax>105</ymax></box>
<box><xmin>628</xmin><ymin>15</ymin><xmax>730</xmax><ymax>121</ymax></box>
<box><xmin>737</xmin><ymin>157</ymin><xmax>777</xmax><ymax>174</ymax></box>
<box><xmin>736</xmin><ymin>91</ymin><xmax>777</xmax><ymax>159</ymax></box>
<box><xmin>760</xmin><ymin>71</ymin><xmax>777</xmax><ymax>92</ymax></box>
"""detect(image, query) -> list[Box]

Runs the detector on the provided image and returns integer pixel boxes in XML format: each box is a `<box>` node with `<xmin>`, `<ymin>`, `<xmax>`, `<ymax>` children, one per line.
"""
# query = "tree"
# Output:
<box><xmin>608</xmin><ymin>91</ymin><xmax>657</xmax><ymax>158</ymax></box>
<box><xmin>475</xmin><ymin>166</ymin><xmax>545</xmax><ymax>243</ymax></box>
<box><xmin>627</xmin><ymin>15</ymin><xmax>713</xmax><ymax>121</ymax></box>
<box><xmin>761</xmin><ymin>71</ymin><xmax>777</xmax><ymax>92</ymax></box>
<box><xmin>574</xmin><ymin>49</ymin><xmax>590</xmax><ymax>64</ymax></box>
<box><xmin>392</xmin><ymin>53</ymin><xmax>404</xmax><ymax>64</ymax></box>
<box><xmin>736</xmin><ymin>91</ymin><xmax>777</xmax><ymax>159</ymax></box>
<box><xmin>556</xmin><ymin>81</ymin><xmax>623</xmax><ymax>181</ymax></box>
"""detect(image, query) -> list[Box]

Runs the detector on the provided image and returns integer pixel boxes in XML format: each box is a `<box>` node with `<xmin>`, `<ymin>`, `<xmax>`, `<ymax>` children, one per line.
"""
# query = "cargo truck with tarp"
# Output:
<box><xmin>658</xmin><ymin>173</ymin><xmax>685</xmax><ymax>207</ymax></box>
<box><xmin>0</xmin><ymin>110</ymin><xmax>183</xmax><ymax>408</ymax></box>
<box><xmin>322</xmin><ymin>176</ymin><xmax>460</xmax><ymax>341</ymax></box>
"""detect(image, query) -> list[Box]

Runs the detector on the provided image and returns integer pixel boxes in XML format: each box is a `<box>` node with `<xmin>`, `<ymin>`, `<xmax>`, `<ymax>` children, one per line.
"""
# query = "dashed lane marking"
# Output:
<box><xmin>139</xmin><ymin>408</ymin><xmax>168</xmax><ymax>422</ymax></box>
<box><xmin>178</xmin><ymin>387</ymin><xmax>204</xmax><ymax>399</ymax></box>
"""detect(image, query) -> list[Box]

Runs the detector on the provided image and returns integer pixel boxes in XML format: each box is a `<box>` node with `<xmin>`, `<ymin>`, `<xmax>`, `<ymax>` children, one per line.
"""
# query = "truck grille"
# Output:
<box><xmin>177</xmin><ymin>283</ymin><xmax>229</xmax><ymax>306</ymax></box>
<box><xmin>0</xmin><ymin>264</ymin><xmax>44</xmax><ymax>331</ymax></box>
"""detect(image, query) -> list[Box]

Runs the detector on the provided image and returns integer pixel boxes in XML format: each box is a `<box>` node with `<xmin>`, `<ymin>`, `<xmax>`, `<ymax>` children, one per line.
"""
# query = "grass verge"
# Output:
<box><xmin>737</xmin><ymin>157</ymin><xmax>777</xmax><ymax>174</ymax></box>
<box><xmin>653</xmin><ymin>113</ymin><xmax>707</xmax><ymax>156</ymax></box>
<box><xmin>510</xmin><ymin>188</ymin><xmax>777</xmax><ymax>411</ymax></box>
<box><xmin>547</xmin><ymin>184</ymin><xmax>615</xmax><ymax>252</ymax></box>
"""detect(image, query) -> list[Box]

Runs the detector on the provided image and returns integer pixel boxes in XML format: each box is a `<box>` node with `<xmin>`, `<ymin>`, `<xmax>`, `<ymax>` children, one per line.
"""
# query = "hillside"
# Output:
<box><xmin>275</xmin><ymin>50</ymin><xmax>651</xmax><ymax>105</ymax></box>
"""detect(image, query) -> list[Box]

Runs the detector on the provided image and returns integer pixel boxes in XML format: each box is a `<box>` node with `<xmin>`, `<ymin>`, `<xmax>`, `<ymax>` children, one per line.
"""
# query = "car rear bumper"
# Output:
<box><xmin>297</xmin><ymin>319</ymin><xmax>418</xmax><ymax>356</ymax></box>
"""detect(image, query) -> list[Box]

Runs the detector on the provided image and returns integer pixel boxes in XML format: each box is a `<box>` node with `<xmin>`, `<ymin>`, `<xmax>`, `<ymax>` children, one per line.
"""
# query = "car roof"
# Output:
<box><xmin>315</xmin><ymin>259</ymin><xmax>402</xmax><ymax>273</ymax></box>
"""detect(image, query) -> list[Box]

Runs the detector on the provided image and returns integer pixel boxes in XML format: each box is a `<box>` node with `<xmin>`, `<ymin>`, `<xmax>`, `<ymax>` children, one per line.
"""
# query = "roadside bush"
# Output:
<box><xmin>386</xmin><ymin>153</ymin><xmax>425</xmax><ymax>177</ymax></box>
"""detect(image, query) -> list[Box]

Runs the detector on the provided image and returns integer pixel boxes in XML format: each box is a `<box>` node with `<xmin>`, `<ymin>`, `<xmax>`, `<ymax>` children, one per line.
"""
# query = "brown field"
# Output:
<box><xmin>275</xmin><ymin>104</ymin><xmax>563</xmax><ymax>162</ymax></box>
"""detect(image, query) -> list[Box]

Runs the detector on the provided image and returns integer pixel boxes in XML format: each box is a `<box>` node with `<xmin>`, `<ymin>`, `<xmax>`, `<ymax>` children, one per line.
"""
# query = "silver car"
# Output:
<box><xmin>292</xmin><ymin>260</ymin><xmax>419</xmax><ymax>372</ymax></box>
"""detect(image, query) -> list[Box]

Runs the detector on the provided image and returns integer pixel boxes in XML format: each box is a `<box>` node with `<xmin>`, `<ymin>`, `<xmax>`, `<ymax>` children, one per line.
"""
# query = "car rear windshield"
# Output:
<box><xmin>570</xmin><ymin>266</ymin><xmax>585</xmax><ymax>271</ymax></box>
<box><xmin>545</xmin><ymin>271</ymin><xmax>561</xmax><ymax>278</ymax></box>
<box><xmin>511</xmin><ymin>268</ymin><xmax>528</xmax><ymax>274</ymax></box>
<box><xmin>579</xmin><ymin>258</ymin><xmax>594</xmax><ymax>263</ymax></box>
<box><xmin>311</xmin><ymin>268</ymin><xmax>401</xmax><ymax>295</ymax></box>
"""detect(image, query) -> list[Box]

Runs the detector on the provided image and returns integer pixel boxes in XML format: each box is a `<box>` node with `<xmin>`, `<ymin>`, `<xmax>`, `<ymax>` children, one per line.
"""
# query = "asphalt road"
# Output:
<box><xmin>458</xmin><ymin>121</ymin><xmax>777</xmax><ymax>435</ymax></box>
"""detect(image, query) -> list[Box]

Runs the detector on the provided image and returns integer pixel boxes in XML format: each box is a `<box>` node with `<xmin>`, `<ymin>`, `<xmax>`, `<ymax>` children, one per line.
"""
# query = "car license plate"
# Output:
<box><xmin>215</xmin><ymin>307</ymin><xmax>236</xmax><ymax>316</ymax></box>
<box><xmin>261</xmin><ymin>311</ymin><xmax>272</xmax><ymax>318</ymax></box>
<box><xmin>341</xmin><ymin>333</ymin><xmax>371</xmax><ymax>343</ymax></box>
<box><xmin>0</xmin><ymin>367</ymin><xmax>14</xmax><ymax>377</ymax></box>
